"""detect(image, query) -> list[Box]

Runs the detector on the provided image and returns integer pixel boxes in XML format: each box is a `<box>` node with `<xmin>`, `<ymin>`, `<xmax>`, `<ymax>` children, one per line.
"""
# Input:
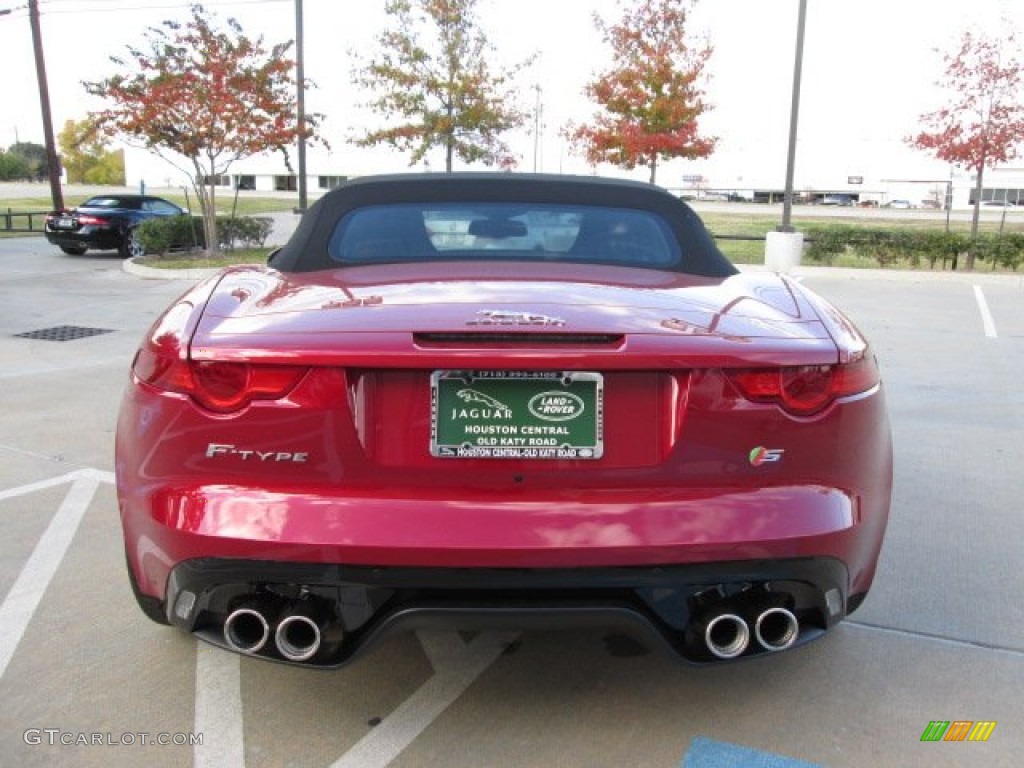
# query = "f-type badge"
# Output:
<box><xmin>467</xmin><ymin>310</ymin><xmax>566</xmax><ymax>327</ymax></box>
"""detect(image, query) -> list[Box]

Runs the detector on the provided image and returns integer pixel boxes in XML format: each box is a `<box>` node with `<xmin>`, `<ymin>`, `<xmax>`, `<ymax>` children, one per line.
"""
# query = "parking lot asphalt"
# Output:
<box><xmin>1</xmin><ymin>235</ymin><xmax>1022</xmax><ymax>767</ymax></box>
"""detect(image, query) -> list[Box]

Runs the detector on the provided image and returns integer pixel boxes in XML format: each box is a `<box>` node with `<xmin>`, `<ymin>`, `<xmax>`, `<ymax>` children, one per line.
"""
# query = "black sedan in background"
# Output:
<box><xmin>44</xmin><ymin>194</ymin><xmax>185</xmax><ymax>257</ymax></box>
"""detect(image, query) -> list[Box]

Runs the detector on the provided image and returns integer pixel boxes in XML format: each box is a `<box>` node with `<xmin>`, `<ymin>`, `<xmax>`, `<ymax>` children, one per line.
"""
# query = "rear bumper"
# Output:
<box><xmin>124</xmin><ymin>483</ymin><xmax>875</xmax><ymax>592</ymax></box>
<box><xmin>120</xmin><ymin>481</ymin><xmax>879</xmax><ymax>666</ymax></box>
<box><xmin>44</xmin><ymin>227</ymin><xmax>119</xmax><ymax>250</ymax></box>
<box><xmin>163</xmin><ymin>556</ymin><xmax>852</xmax><ymax>666</ymax></box>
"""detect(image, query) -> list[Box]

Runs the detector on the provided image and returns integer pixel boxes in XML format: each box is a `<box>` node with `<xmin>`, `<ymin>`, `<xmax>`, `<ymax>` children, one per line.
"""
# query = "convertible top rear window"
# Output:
<box><xmin>268</xmin><ymin>173</ymin><xmax>737</xmax><ymax>277</ymax></box>
<box><xmin>328</xmin><ymin>203</ymin><xmax>682</xmax><ymax>268</ymax></box>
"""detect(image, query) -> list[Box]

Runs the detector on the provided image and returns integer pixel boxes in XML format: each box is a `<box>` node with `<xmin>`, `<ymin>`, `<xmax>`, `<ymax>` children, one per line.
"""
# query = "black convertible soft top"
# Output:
<box><xmin>269</xmin><ymin>172</ymin><xmax>738</xmax><ymax>277</ymax></box>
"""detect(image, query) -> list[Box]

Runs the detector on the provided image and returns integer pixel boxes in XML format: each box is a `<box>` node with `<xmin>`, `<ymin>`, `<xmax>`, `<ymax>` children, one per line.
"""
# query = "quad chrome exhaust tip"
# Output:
<box><xmin>754</xmin><ymin>607</ymin><xmax>799</xmax><ymax>652</ymax></box>
<box><xmin>703</xmin><ymin>612</ymin><xmax>751</xmax><ymax>659</ymax></box>
<box><xmin>274</xmin><ymin>610</ymin><xmax>323</xmax><ymax>662</ymax></box>
<box><xmin>223</xmin><ymin>605</ymin><xmax>271</xmax><ymax>654</ymax></box>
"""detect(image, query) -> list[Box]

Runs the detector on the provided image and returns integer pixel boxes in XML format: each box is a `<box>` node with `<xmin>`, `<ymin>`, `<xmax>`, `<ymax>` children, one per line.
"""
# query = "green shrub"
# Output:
<box><xmin>136</xmin><ymin>216</ymin><xmax>203</xmax><ymax>255</ymax></box>
<box><xmin>800</xmin><ymin>225</ymin><xmax>1021</xmax><ymax>270</ymax></box>
<box><xmin>135</xmin><ymin>215</ymin><xmax>271</xmax><ymax>255</ymax></box>
<box><xmin>218</xmin><ymin>216</ymin><xmax>273</xmax><ymax>249</ymax></box>
<box><xmin>917</xmin><ymin>231</ymin><xmax>969</xmax><ymax>269</ymax></box>
<box><xmin>972</xmin><ymin>232</ymin><xmax>1024</xmax><ymax>271</ymax></box>
<box><xmin>136</xmin><ymin>218</ymin><xmax>173</xmax><ymax>255</ymax></box>
<box><xmin>998</xmin><ymin>232</ymin><xmax>1024</xmax><ymax>270</ymax></box>
<box><xmin>803</xmin><ymin>224</ymin><xmax>861</xmax><ymax>266</ymax></box>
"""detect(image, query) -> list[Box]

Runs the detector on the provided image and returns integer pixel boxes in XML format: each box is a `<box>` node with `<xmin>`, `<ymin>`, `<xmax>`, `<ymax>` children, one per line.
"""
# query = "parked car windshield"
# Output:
<box><xmin>328</xmin><ymin>202</ymin><xmax>683</xmax><ymax>268</ymax></box>
<box><xmin>141</xmin><ymin>199</ymin><xmax>183</xmax><ymax>215</ymax></box>
<box><xmin>81</xmin><ymin>197</ymin><xmax>142</xmax><ymax>210</ymax></box>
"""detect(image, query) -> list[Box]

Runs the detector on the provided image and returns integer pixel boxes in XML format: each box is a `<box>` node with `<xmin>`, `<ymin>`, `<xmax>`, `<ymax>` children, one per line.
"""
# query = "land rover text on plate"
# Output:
<box><xmin>116</xmin><ymin>173</ymin><xmax>892</xmax><ymax>666</ymax></box>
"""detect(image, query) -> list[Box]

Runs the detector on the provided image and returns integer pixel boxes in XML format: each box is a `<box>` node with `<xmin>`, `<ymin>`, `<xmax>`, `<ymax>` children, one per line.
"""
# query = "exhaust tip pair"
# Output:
<box><xmin>703</xmin><ymin>607</ymin><xmax>799</xmax><ymax>659</ymax></box>
<box><xmin>223</xmin><ymin>603</ymin><xmax>325</xmax><ymax>662</ymax></box>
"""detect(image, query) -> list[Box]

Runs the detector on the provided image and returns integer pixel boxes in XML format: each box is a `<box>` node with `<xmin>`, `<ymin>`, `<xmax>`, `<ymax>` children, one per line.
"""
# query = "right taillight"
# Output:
<box><xmin>132</xmin><ymin>302</ymin><xmax>306</xmax><ymax>414</ymax></box>
<box><xmin>727</xmin><ymin>354</ymin><xmax>879</xmax><ymax>417</ymax></box>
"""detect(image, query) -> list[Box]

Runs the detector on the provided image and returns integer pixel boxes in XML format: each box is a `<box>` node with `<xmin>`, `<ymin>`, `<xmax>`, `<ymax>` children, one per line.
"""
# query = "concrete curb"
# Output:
<box><xmin>122</xmin><ymin>256</ymin><xmax>222</xmax><ymax>280</ymax></box>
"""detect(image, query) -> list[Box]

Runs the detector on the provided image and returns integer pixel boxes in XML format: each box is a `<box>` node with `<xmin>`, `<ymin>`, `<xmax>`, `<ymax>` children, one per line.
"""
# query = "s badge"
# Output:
<box><xmin>749</xmin><ymin>446</ymin><xmax>785</xmax><ymax>466</ymax></box>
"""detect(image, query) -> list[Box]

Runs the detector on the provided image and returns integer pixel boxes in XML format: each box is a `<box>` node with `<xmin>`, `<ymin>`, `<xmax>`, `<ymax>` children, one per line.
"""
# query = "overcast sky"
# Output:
<box><xmin>2</xmin><ymin>0</ymin><xmax>1023</xmax><ymax>189</ymax></box>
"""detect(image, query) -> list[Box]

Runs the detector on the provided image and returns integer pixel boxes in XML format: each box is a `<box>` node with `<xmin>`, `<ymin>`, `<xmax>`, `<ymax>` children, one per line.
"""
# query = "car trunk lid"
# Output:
<box><xmin>190</xmin><ymin>263</ymin><xmax>836</xmax><ymax>369</ymax></box>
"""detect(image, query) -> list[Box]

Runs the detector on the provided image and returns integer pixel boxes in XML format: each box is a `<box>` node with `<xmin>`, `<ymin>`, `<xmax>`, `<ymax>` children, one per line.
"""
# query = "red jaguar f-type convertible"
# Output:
<box><xmin>116</xmin><ymin>173</ymin><xmax>891</xmax><ymax>666</ymax></box>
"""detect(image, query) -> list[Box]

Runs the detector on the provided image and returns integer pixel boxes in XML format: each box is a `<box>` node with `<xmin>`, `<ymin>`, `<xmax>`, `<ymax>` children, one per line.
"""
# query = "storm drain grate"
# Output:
<box><xmin>14</xmin><ymin>325</ymin><xmax>116</xmax><ymax>342</ymax></box>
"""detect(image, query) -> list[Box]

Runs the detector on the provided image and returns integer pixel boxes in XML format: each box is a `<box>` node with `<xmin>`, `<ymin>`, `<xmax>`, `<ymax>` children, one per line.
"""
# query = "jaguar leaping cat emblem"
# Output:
<box><xmin>456</xmin><ymin>389</ymin><xmax>511</xmax><ymax>411</ymax></box>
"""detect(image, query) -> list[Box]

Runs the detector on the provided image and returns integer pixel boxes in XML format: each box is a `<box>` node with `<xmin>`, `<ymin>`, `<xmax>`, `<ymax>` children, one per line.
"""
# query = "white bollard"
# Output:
<box><xmin>764</xmin><ymin>231</ymin><xmax>804</xmax><ymax>273</ymax></box>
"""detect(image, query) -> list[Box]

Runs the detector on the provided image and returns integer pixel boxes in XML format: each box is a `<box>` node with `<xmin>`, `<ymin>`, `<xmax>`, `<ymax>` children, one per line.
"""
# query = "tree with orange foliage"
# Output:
<box><xmin>569</xmin><ymin>0</ymin><xmax>715</xmax><ymax>184</ymax></box>
<box><xmin>910</xmin><ymin>28</ymin><xmax>1024</xmax><ymax>269</ymax></box>
<box><xmin>85</xmin><ymin>4</ymin><xmax>321</xmax><ymax>253</ymax></box>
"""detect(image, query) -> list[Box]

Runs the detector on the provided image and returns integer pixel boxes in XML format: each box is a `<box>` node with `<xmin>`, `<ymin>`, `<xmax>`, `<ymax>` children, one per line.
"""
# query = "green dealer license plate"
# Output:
<box><xmin>431</xmin><ymin>371</ymin><xmax>604</xmax><ymax>459</ymax></box>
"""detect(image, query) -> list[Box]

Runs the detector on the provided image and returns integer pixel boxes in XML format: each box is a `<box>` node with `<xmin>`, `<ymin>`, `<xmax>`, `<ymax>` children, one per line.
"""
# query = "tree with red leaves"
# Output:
<box><xmin>353</xmin><ymin>0</ymin><xmax>532</xmax><ymax>172</ymax></box>
<box><xmin>85</xmin><ymin>4</ymin><xmax>321</xmax><ymax>253</ymax></box>
<box><xmin>910</xmin><ymin>28</ymin><xmax>1024</xmax><ymax>268</ymax></box>
<box><xmin>568</xmin><ymin>0</ymin><xmax>715</xmax><ymax>184</ymax></box>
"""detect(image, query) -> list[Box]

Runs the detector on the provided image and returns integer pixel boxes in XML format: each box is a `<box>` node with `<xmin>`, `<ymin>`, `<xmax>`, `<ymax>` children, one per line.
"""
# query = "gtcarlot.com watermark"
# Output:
<box><xmin>24</xmin><ymin>729</ymin><xmax>203</xmax><ymax>747</ymax></box>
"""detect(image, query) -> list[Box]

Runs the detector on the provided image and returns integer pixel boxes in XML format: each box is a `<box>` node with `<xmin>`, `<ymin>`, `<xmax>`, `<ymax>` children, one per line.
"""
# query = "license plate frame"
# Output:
<box><xmin>430</xmin><ymin>370</ymin><xmax>604</xmax><ymax>459</ymax></box>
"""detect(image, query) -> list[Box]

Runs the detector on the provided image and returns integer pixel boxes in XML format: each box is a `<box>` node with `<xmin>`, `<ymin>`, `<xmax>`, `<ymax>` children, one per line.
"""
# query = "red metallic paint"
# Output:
<box><xmin>116</xmin><ymin>263</ymin><xmax>891</xmax><ymax>613</ymax></box>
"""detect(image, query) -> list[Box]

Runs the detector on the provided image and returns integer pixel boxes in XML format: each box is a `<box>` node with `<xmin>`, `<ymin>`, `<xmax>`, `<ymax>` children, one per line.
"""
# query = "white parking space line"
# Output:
<box><xmin>0</xmin><ymin>468</ymin><xmax>111</xmax><ymax>502</ymax></box>
<box><xmin>0</xmin><ymin>472</ymin><xmax>106</xmax><ymax>679</ymax></box>
<box><xmin>973</xmin><ymin>285</ymin><xmax>998</xmax><ymax>338</ymax></box>
<box><xmin>329</xmin><ymin>630</ymin><xmax>518</xmax><ymax>768</ymax></box>
<box><xmin>194</xmin><ymin>647</ymin><xmax>245</xmax><ymax>768</ymax></box>
<box><xmin>189</xmin><ymin>630</ymin><xmax>516</xmax><ymax>768</ymax></box>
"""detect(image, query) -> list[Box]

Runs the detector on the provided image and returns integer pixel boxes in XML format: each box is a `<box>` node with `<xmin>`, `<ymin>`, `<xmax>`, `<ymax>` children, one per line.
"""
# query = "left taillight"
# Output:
<box><xmin>132</xmin><ymin>302</ymin><xmax>307</xmax><ymax>414</ymax></box>
<box><xmin>187</xmin><ymin>360</ymin><xmax>307</xmax><ymax>413</ymax></box>
<box><xmin>726</xmin><ymin>354</ymin><xmax>880</xmax><ymax>417</ymax></box>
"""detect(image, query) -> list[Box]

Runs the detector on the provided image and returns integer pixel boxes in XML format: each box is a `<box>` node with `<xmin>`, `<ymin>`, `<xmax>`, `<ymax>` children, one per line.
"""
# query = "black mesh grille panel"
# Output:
<box><xmin>14</xmin><ymin>325</ymin><xmax>115</xmax><ymax>342</ymax></box>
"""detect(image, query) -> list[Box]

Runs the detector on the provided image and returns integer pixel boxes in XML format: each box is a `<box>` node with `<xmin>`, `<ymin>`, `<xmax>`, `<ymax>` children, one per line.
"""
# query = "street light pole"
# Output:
<box><xmin>780</xmin><ymin>0</ymin><xmax>807</xmax><ymax>232</ymax></box>
<box><xmin>28</xmin><ymin>0</ymin><xmax>63</xmax><ymax>210</ymax></box>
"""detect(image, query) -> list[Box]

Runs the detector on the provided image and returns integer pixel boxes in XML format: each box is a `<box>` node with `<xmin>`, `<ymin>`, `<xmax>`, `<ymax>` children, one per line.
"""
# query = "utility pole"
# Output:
<box><xmin>295</xmin><ymin>0</ymin><xmax>307</xmax><ymax>212</ymax></box>
<box><xmin>28</xmin><ymin>0</ymin><xmax>63</xmax><ymax>210</ymax></box>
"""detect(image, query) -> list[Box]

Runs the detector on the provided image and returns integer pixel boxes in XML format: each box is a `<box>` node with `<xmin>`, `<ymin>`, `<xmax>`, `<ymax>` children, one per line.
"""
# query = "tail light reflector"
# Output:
<box><xmin>728</xmin><ymin>354</ymin><xmax>879</xmax><ymax>416</ymax></box>
<box><xmin>134</xmin><ymin>350</ymin><xmax>306</xmax><ymax>413</ymax></box>
<box><xmin>190</xmin><ymin>361</ymin><xmax>307</xmax><ymax>412</ymax></box>
<box><xmin>132</xmin><ymin>302</ymin><xmax>307</xmax><ymax>413</ymax></box>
